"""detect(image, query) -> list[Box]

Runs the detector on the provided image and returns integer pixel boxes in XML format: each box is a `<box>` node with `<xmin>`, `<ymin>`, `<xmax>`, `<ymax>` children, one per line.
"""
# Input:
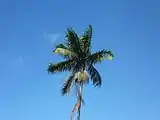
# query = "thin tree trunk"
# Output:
<box><xmin>77</xmin><ymin>83</ymin><xmax>83</xmax><ymax>120</ymax></box>
<box><xmin>70</xmin><ymin>83</ymin><xmax>82</xmax><ymax>120</ymax></box>
<box><xmin>70</xmin><ymin>99</ymin><xmax>80</xmax><ymax>120</ymax></box>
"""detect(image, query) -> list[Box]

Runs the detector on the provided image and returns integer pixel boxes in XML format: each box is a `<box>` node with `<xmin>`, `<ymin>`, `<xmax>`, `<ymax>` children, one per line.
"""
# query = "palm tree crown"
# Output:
<box><xmin>47</xmin><ymin>25</ymin><xmax>114</xmax><ymax>96</ymax></box>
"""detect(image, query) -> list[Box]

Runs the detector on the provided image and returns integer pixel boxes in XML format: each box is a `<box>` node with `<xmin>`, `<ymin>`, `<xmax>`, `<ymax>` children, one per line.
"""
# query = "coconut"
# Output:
<box><xmin>77</xmin><ymin>70</ymin><xmax>89</xmax><ymax>82</ymax></box>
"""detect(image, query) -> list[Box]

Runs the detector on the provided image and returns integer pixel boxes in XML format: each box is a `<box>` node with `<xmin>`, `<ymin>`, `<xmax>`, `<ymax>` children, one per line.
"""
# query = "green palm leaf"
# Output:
<box><xmin>87</xmin><ymin>65</ymin><xmax>102</xmax><ymax>87</ymax></box>
<box><xmin>80</xmin><ymin>25</ymin><xmax>92</xmax><ymax>55</ymax></box>
<box><xmin>48</xmin><ymin>60</ymin><xmax>74</xmax><ymax>74</ymax></box>
<box><xmin>65</xmin><ymin>28</ymin><xmax>81</xmax><ymax>54</ymax></box>
<box><xmin>61</xmin><ymin>74</ymin><xmax>75</xmax><ymax>95</ymax></box>
<box><xmin>54</xmin><ymin>43</ymin><xmax>68</xmax><ymax>50</ymax></box>
<box><xmin>54</xmin><ymin>44</ymin><xmax>77</xmax><ymax>59</ymax></box>
<box><xmin>86</xmin><ymin>49</ymin><xmax>114</xmax><ymax>64</ymax></box>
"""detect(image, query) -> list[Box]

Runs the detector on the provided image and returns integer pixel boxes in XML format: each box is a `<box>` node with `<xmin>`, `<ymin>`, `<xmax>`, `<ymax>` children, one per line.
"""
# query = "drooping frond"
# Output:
<box><xmin>65</xmin><ymin>28</ymin><xmax>81</xmax><ymax>54</ymax></box>
<box><xmin>80</xmin><ymin>25</ymin><xmax>92</xmax><ymax>55</ymax></box>
<box><xmin>61</xmin><ymin>74</ymin><xmax>75</xmax><ymax>95</ymax></box>
<box><xmin>86</xmin><ymin>49</ymin><xmax>114</xmax><ymax>64</ymax></box>
<box><xmin>54</xmin><ymin>44</ymin><xmax>77</xmax><ymax>59</ymax></box>
<box><xmin>87</xmin><ymin>65</ymin><xmax>102</xmax><ymax>87</ymax></box>
<box><xmin>48</xmin><ymin>60</ymin><xmax>74</xmax><ymax>74</ymax></box>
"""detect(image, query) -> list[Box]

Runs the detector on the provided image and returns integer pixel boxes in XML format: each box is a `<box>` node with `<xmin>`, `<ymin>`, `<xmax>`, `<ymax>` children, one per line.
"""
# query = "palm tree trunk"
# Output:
<box><xmin>77</xmin><ymin>49</ymin><xmax>85</xmax><ymax>120</ymax></box>
<box><xmin>77</xmin><ymin>83</ymin><xmax>83</xmax><ymax>120</ymax></box>
<box><xmin>70</xmin><ymin>83</ymin><xmax>83</xmax><ymax>120</ymax></box>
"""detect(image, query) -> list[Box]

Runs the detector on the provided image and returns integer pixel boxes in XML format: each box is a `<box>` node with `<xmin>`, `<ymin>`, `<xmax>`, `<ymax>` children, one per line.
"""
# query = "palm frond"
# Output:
<box><xmin>54</xmin><ymin>44</ymin><xmax>77</xmax><ymax>59</ymax></box>
<box><xmin>48</xmin><ymin>60</ymin><xmax>74</xmax><ymax>74</ymax></box>
<box><xmin>86</xmin><ymin>49</ymin><xmax>114</xmax><ymax>64</ymax></box>
<box><xmin>54</xmin><ymin>44</ymin><xmax>68</xmax><ymax>50</ymax></box>
<box><xmin>87</xmin><ymin>65</ymin><xmax>102</xmax><ymax>87</ymax></box>
<box><xmin>61</xmin><ymin>74</ymin><xmax>75</xmax><ymax>95</ymax></box>
<box><xmin>72</xmin><ymin>62</ymin><xmax>83</xmax><ymax>73</ymax></box>
<box><xmin>80</xmin><ymin>25</ymin><xmax>92</xmax><ymax>55</ymax></box>
<box><xmin>65</xmin><ymin>28</ymin><xmax>81</xmax><ymax>54</ymax></box>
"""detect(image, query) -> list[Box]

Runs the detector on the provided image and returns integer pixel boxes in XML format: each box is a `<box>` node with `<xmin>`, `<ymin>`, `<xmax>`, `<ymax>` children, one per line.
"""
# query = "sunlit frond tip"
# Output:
<box><xmin>53</xmin><ymin>44</ymin><xmax>77</xmax><ymax>59</ymax></box>
<box><xmin>86</xmin><ymin>49</ymin><xmax>114</xmax><ymax>64</ymax></box>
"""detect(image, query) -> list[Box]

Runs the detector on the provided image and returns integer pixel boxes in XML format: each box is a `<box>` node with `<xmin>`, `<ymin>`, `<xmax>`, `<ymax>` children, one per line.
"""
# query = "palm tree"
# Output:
<box><xmin>47</xmin><ymin>25</ymin><xmax>114</xmax><ymax>120</ymax></box>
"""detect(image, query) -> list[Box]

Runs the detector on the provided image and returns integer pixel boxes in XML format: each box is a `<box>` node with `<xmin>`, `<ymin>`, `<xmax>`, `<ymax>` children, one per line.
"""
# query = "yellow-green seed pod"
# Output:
<box><xmin>77</xmin><ymin>71</ymin><xmax>89</xmax><ymax>82</ymax></box>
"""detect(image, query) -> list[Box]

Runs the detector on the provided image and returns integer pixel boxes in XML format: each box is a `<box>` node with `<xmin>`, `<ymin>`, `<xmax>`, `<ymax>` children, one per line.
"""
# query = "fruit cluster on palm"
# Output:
<box><xmin>47</xmin><ymin>25</ymin><xmax>114</xmax><ymax>120</ymax></box>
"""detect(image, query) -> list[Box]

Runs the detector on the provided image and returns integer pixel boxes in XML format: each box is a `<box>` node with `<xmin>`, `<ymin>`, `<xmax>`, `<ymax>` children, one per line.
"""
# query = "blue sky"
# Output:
<box><xmin>0</xmin><ymin>0</ymin><xmax>160</xmax><ymax>120</ymax></box>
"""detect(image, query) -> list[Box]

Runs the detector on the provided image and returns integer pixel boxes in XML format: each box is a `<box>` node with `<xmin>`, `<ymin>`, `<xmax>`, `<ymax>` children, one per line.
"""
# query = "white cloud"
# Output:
<box><xmin>11</xmin><ymin>56</ymin><xmax>24</xmax><ymax>67</ymax></box>
<box><xmin>44</xmin><ymin>32</ymin><xmax>61</xmax><ymax>44</ymax></box>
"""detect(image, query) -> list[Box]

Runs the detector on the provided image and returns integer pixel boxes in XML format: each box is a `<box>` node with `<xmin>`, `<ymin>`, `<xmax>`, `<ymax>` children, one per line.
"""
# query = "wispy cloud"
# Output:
<box><xmin>0</xmin><ymin>53</ymin><xmax>26</xmax><ymax>69</ymax></box>
<box><xmin>44</xmin><ymin>32</ymin><xmax>61</xmax><ymax>44</ymax></box>
<box><xmin>11</xmin><ymin>56</ymin><xmax>25</xmax><ymax>67</ymax></box>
